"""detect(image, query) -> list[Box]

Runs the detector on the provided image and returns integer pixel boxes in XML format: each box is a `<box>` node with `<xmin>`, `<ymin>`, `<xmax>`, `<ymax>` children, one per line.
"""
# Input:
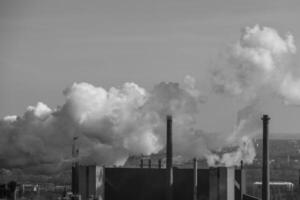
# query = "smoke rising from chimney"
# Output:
<box><xmin>209</xmin><ymin>25</ymin><xmax>299</xmax><ymax>166</ymax></box>
<box><xmin>0</xmin><ymin>25</ymin><xmax>299</xmax><ymax>174</ymax></box>
<box><xmin>0</xmin><ymin>77</ymin><xmax>210</xmax><ymax>174</ymax></box>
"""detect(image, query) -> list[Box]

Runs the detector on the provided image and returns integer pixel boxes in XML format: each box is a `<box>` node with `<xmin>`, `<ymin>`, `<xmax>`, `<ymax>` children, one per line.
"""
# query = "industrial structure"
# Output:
<box><xmin>71</xmin><ymin>115</ymin><xmax>273</xmax><ymax>200</ymax></box>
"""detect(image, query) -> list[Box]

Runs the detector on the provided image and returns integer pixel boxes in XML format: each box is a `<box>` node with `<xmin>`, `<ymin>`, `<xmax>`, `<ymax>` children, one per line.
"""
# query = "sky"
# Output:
<box><xmin>1</xmin><ymin>0</ymin><xmax>300</xmax><ymax>135</ymax></box>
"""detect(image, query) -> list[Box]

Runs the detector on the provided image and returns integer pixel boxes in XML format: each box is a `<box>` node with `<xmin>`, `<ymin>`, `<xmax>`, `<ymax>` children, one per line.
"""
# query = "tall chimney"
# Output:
<box><xmin>72</xmin><ymin>137</ymin><xmax>79</xmax><ymax>167</ymax></box>
<box><xmin>71</xmin><ymin>137</ymin><xmax>79</xmax><ymax>195</ymax></box>
<box><xmin>262</xmin><ymin>114</ymin><xmax>270</xmax><ymax>200</ymax></box>
<box><xmin>166</xmin><ymin>115</ymin><xmax>173</xmax><ymax>200</ymax></box>
<box><xmin>239</xmin><ymin>160</ymin><xmax>244</xmax><ymax>200</ymax></box>
<box><xmin>166</xmin><ymin>115</ymin><xmax>173</xmax><ymax>169</ymax></box>
<box><xmin>193</xmin><ymin>158</ymin><xmax>198</xmax><ymax>200</ymax></box>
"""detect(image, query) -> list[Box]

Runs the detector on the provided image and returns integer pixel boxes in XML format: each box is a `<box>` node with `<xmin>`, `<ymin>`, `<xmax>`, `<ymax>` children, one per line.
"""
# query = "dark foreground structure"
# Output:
<box><xmin>71</xmin><ymin>115</ymin><xmax>265</xmax><ymax>200</ymax></box>
<box><xmin>72</xmin><ymin>165</ymin><xmax>246</xmax><ymax>200</ymax></box>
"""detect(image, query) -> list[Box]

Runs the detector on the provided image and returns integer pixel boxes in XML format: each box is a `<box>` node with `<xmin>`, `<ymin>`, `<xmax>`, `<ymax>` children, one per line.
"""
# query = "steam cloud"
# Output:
<box><xmin>213</xmin><ymin>25</ymin><xmax>298</xmax><ymax>103</ymax></box>
<box><xmin>210</xmin><ymin>25</ymin><xmax>299</xmax><ymax>165</ymax></box>
<box><xmin>0</xmin><ymin>77</ymin><xmax>209</xmax><ymax>174</ymax></box>
<box><xmin>0</xmin><ymin>25</ymin><xmax>299</xmax><ymax>174</ymax></box>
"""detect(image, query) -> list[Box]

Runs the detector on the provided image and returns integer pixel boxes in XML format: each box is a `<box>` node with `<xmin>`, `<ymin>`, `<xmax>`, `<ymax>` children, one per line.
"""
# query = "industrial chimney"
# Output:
<box><xmin>262</xmin><ymin>114</ymin><xmax>270</xmax><ymax>200</ymax></box>
<box><xmin>166</xmin><ymin>115</ymin><xmax>173</xmax><ymax>169</ymax></box>
<box><xmin>166</xmin><ymin>115</ymin><xmax>173</xmax><ymax>200</ymax></box>
<box><xmin>193</xmin><ymin>158</ymin><xmax>198</xmax><ymax>200</ymax></box>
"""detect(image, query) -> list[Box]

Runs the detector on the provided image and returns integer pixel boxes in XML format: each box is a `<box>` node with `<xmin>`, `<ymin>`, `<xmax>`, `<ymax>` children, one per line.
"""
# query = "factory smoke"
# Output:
<box><xmin>209</xmin><ymin>25</ymin><xmax>299</xmax><ymax>165</ymax></box>
<box><xmin>0</xmin><ymin>25</ymin><xmax>299</xmax><ymax>174</ymax></box>
<box><xmin>0</xmin><ymin>77</ymin><xmax>208</xmax><ymax>174</ymax></box>
<box><xmin>213</xmin><ymin>25</ymin><xmax>297</xmax><ymax>103</ymax></box>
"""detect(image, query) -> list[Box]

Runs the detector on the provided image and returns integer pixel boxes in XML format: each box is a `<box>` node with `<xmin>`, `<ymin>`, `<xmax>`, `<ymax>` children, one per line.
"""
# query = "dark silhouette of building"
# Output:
<box><xmin>72</xmin><ymin>165</ymin><xmax>245</xmax><ymax>200</ymax></box>
<box><xmin>72</xmin><ymin>115</ymin><xmax>276</xmax><ymax>200</ymax></box>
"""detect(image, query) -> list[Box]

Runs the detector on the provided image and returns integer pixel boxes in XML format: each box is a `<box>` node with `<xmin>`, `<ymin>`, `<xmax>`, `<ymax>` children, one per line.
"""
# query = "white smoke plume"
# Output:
<box><xmin>213</xmin><ymin>25</ymin><xmax>298</xmax><ymax>103</ymax></box>
<box><xmin>1</xmin><ymin>77</ymin><xmax>215</xmax><ymax>174</ymax></box>
<box><xmin>0</xmin><ymin>78</ymin><xmax>261</xmax><ymax>173</ymax></box>
<box><xmin>1</xmin><ymin>25</ymin><xmax>299</xmax><ymax>174</ymax></box>
<box><xmin>209</xmin><ymin>25</ymin><xmax>300</xmax><ymax>166</ymax></box>
<box><xmin>205</xmin><ymin>101</ymin><xmax>262</xmax><ymax>167</ymax></box>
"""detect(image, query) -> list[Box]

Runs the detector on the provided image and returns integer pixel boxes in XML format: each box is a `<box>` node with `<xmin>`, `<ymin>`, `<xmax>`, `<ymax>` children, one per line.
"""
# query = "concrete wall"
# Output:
<box><xmin>226</xmin><ymin>168</ymin><xmax>235</xmax><ymax>200</ymax></box>
<box><xmin>95</xmin><ymin>166</ymin><xmax>105</xmax><ymax>200</ymax></box>
<box><xmin>104</xmin><ymin>168</ymin><xmax>210</xmax><ymax>200</ymax></box>
<box><xmin>209</xmin><ymin>168</ymin><xmax>219</xmax><ymax>200</ymax></box>
<box><xmin>105</xmin><ymin>168</ymin><xmax>167</xmax><ymax>200</ymax></box>
<box><xmin>235</xmin><ymin>169</ymin><xmax>246</xmax><ymax>200</ymax></box>
<box><xmin>77</xmin><ymin>166</ymin><xmax>87</xmax><ymax>199</ymax></box>
<box><xmin>72</xmin><ymin>165</ymin><xmax>105</xmax><ymax>200</ymax></box>
<box><xmin>73</xmin><ymin>166</ymin><xmax>244</xmax><ymax>200</ymax></box>
<box><xmin>173</xmin><ymin>168</ymin><xmax>209</xmax><ymax>200</ymax></box>
<box><xmin>209</xmin><ymin>167</ymin><xmax>239</xmax><ymax>200</ymax></box>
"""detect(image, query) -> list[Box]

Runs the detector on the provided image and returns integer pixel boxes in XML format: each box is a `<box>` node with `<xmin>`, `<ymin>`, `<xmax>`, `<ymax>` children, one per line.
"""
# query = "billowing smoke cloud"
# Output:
<box><xmin>1</xmin><ymin>25</ymin><xmax>299</xmax><ymax>174</ymax></box>
<box><xmin>1</xmin><ymin>77</ymin><xmax>215</xmax><ymax>174</ymax></box>
<box><xmin>210</xmin><ymin>25</ymin><xmax>300</xmax><ymax>166</ymax></box>
<box><xmin>213</xmin><ymin>25</ymin><xmax>298</xmax><ymax>103</ymax></box>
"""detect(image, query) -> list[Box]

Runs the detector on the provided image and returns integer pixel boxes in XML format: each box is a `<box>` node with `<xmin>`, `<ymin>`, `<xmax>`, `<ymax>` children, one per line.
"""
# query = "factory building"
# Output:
<box><xmin>72</xmin><ymin>165</ymin><xmax>245</xmax><ymax>200</ymax></box>
<box><xmin>72</xmin><ymin>115</ymin><xmax>269</xmax><ymax>200</ymax></box>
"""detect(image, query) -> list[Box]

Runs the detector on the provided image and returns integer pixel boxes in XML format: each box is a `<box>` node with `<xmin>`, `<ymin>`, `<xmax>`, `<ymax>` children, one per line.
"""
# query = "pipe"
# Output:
<box><xmin>262</xmin><ymin>114</ymin><xmax>270</xmax><ymax>200</ymax></box>
<box><xmin>193</xmin><ymin>158</ymin><xmax>198</xmax><ymax>200</ymax></box>
<box><xmin>166</xmin><ymin>115</ymin><xmax>173</xmax><ymax>200</ymax></box>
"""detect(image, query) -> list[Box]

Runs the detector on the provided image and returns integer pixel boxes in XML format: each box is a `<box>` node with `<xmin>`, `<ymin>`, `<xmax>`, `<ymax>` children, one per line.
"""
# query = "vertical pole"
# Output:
<box><xmin>166</xmin><ymin>115</ymin><xmax>173</xmax><ymax>200</ymax></box>
<box><xmin>158</xmin><ymin>159</ymin><xmax>162</xmax><ymax>169</ymax></box>
<box><xmin>193</xmin><ymin>158</ymin><xmax>198</xmax><ymax>200</ymax></box>
<box><xmin>262</xmin><ymin>114</ymin><xmax>270</xmax><ymax>200</ymax></box>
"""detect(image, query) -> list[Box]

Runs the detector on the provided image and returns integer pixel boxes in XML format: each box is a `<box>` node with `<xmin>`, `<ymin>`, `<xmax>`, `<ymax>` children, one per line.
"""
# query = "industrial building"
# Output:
<box><xmin>71</xmin><ymin>115</ymin><xmax>270</xmax><ymax>200</ymax></box>
<box><xmin>72</xmin><ymin>165</ymin><xmax>246</xmax><ymax>200</ymax></box>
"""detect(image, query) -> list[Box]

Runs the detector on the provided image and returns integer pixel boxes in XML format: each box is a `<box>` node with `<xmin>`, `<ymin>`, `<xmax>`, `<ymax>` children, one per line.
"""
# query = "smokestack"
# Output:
<box><xmin>193</xmin><ymin>158</ymin><xmax>198</xmax><ymax>200</ymax></box>
<box><xmin>72</xmin><ymin>137</ymin><xmax>79</xmax><ymax>167</ymax></box>
<box><xmin>71</xmin><ymin>137</ymin><xmax>79</xmax><ymax>195</ymax></box>
<box><xmin>262</xmin><ymin>114</ymin><xmax>270</xmax><ymax>200</ymax></box>
<box><xmin>166</xmin><ymin>115</ymin><xmax>173</xmax><ymax>169</ymax></box>
<box><xmin>166</xmin><ymin>115</ymin><xmax>173</xmax><ymax>200</ymax></box>
<box><xmin>239</xmin><ymin>160</ymin><xmax>244</xmax><ymax>200</ymax></box>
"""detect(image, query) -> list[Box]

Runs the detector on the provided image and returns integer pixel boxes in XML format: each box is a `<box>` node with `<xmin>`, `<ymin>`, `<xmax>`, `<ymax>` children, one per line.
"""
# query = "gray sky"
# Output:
<box><xmin>1</xmin><ymin>0</ymin><xmax>300</xmax><ymax>134</ymax></box>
